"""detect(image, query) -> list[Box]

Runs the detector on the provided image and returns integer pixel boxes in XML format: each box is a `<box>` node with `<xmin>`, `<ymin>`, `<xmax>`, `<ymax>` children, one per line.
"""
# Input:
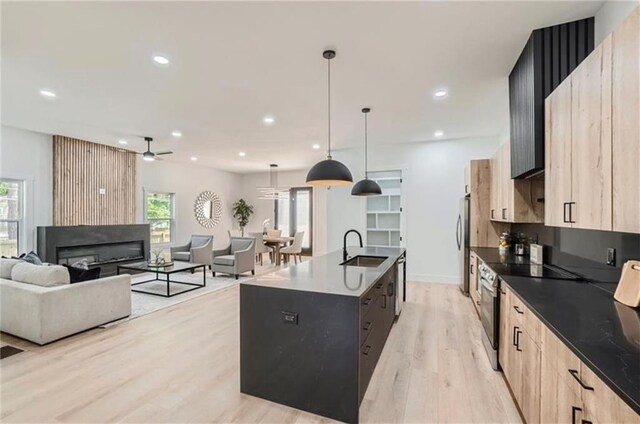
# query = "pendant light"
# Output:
<box><xmin>257</xmin><ymin>164</ymin><xmax>290</xmax><ymax>200</ymax></box>
<box><xmin>306</xmin><ymin>50</ymin><xmax>353</xmax><ymax>186</ymax></box>
<box><xmin>351</xmin><ymin>108</ymin><xmax>382</xmax><ymax>196</ymax></box>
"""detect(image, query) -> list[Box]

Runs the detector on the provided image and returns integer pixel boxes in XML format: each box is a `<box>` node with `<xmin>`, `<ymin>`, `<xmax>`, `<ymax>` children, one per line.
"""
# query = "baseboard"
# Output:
<box><xmin>407</xmin><ymin>274</ymin><xmax>461</xmax><ymax>285</ymax></box>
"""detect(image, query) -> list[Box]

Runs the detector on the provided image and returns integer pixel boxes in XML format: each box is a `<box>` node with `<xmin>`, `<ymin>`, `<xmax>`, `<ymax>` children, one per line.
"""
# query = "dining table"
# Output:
<box><xmin>262</xmin><ymin>235</ymin><xmax>294</xmax><ymax>266</ymax></box>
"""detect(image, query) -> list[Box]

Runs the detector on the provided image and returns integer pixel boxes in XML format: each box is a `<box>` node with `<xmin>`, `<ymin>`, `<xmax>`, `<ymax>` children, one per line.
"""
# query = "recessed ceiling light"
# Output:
<box><xmin>434</xmin><ymin>130</ymin><xmax>444</xmax><ymax>137</ymax></box>
<box><xmin>190</xmin><ymin>156</ymin><xmax>198</xmax><ymax>161</ymax></box>
<box><xmin>263</xmin><ymin>116</ymin><xmax>275</xmax><ymax>125</ymax></box>
<box><xmin>171</xmin><ymin>131</ymin><xmax>182</xmax><ymax>137</ymax></box>
<box><xmin>433</xmin><ymin>89</ymin><xmax>448</xmax><ymax>98</ymax></box>
<box><xmin>238</xmin><ymin>151</ymin><xmax>246</xmax><ymax>157</ymax></box>
<box><xmin>118</xmin><ymin>140</ymin><xmax>128</xmax><ymax>145</ymax></box>
<box><xmin>39</xmin><ymin>89</ymin><xmax>56</xmax><ymax>98</ymax></box>
<box><xmin>153</xmin><ymin>55</ymin><xmax>170</xmax><ymax>65</ymax></box>
<box><xmin>312</xmin><ymin>144</ymin><xmax>320</xmax><ymax>150</ymax></box>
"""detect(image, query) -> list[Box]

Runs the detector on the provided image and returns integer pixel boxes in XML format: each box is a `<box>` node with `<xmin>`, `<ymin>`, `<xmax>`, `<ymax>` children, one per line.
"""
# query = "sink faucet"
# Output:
<box><xmin>343</xmin><ymin>229</ymin><xmax>363</xmax><ymax>261</ymax></box>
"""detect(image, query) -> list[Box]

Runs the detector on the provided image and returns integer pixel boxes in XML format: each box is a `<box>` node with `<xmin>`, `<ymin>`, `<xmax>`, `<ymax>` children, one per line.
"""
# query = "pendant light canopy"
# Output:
<box><xmin>306</xmin><ymin>50</ymin><xmax>353</xmax><ymax>187</ymax></box>
<box><xmin>351</xmin><ymin>108</ymin><xmax>382</xmax><ymax>196</ymax></box>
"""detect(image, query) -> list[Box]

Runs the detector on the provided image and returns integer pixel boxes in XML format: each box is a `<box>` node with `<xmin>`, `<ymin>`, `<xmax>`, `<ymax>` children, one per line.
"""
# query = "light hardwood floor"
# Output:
<box><xmin>0</xmin><ymin>282</ymin><xmax>521</xmax><ymax>423</ymax></box>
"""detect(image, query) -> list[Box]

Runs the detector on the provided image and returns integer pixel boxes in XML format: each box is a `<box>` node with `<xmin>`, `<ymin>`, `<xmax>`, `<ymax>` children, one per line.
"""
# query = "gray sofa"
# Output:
<box><xmin>170</xmin><ymin>235</ymin><xmax>214</xmax><ymax>264</ymax></box>
<box><xmin>212</xmin><ymin>237</ymin><xmax>256</xmax><ymax>279</ymax></box>
<box><xmin>0</xmin><ymin>259</ymin><xmax>131</xmax><ymax>345</ymax></box>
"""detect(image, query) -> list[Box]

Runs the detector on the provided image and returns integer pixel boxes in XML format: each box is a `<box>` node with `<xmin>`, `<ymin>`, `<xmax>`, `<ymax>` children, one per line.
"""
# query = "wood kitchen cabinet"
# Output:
<box><xmin>489</xmin><ymin>142</ymin><xmax>544</xmax><ymax>223</ymax></box>
<box><xmin>468</xmin><ymin>159</ymin><xmax>508</xmax><ymax>247</ymax></box>
<box><xmin>545</xmin><ymin>6</ymin><xmax>640</xmax><ymax>233</ymax></box>
<box><xmin>612</xmin><ymin>6</ymin><xmax>640</xmax><ymax>234</ymax></box>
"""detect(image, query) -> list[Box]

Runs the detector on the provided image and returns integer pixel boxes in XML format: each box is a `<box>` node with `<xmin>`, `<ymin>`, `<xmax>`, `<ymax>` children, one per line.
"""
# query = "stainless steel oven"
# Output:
<box><xmin>478</xmin><ymin>263</ymin><xmax>499</xmax><ymax>370</ymax></box>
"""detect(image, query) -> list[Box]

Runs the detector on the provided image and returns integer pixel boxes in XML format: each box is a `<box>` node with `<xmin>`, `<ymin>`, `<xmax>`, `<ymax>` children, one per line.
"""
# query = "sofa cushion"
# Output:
<box><xmin>172</xmin><ymin>252</ymin><xmax>191</xmax><ymax>262</ymax></box>
<box><xmin>231</xmin><ymin>238</ymin><xmax>252</xmax><ymax>253</ymax></box>
<box><xmin>11</xmin><ymin>262</ymin><xmax>70</xmax><ymax>287</ymax></box>
<box><xmin>213</xmin><ymin>255</ymin><xmax>235</xmax><ymax>266</ymax></box>
<box><xmin>0</xmin><ymin>258</ymin><xmax>22</xmax><ymax>279</ymax></box>
<box><xmin>63</xmin><ymin>264</ymin><xmax>101</xmax><ymax>283</ymax></box>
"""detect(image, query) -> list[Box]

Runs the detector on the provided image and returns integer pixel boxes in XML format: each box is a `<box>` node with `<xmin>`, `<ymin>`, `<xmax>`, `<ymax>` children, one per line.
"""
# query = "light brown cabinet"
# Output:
<box><xmin>545</xmin><ymin>6</ymin><xmax>640</xmax><ymax>233</ymax></box>
<box><xmin>612</xmin><ymin>6</ymin><xmax>640</xmax><ymax>234</ymax></box>
<box><xmin>489</xmin><ymin>142</ymin><xmax>544</xmax><ymax>223</ymax></box>
<box><xmin>501</xmin><ymin>283</ymin><xmax>640</xmax><ymax>424</ymax></box>
<box><xmin>468</xmin><ymin>160</ymin><xmax>508</xmax><ymax>248</ymax></box>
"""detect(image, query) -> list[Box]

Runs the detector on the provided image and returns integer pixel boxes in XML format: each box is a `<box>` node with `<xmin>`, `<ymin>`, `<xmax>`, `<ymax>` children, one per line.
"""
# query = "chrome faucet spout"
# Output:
<box><xmin>343</xmin><ymin>229</ymin><xmax>363</xmax><ymax>261</ymax></box>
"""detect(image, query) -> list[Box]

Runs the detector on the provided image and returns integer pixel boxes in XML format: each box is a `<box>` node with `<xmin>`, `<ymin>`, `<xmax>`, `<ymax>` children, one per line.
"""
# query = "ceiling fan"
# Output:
<box><xmin>137</xmin><ymin>137</ymin><xmax>173</xmax><ymax>161</ymax></box>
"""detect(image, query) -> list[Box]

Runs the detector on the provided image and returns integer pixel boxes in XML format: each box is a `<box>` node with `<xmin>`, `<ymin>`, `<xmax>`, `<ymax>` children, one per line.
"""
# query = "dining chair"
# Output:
<box><xmin>280</xmin><ymin>231</ymin><xmax>305</xmax><ymax>264</ymax></box>
<box><xmin>248</xmin><ymin>231</ymin><xmax>269</xmax><ymax>266</ymax></box>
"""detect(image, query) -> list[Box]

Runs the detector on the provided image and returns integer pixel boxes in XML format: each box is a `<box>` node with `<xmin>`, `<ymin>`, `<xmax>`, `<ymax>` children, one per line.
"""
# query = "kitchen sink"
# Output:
<box><xmin>341</xmin><ymin>255</ymin><xmax>388</xmax><ymax>268</ymax></box>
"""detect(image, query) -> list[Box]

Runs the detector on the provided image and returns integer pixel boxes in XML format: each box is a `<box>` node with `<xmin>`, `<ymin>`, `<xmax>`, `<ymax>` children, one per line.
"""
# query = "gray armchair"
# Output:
<box><xmin>212</xmin><ymin>237</ymin><xmax>256</xmax><ymax>279</ymax></box>
<box><xmin>170</xmin><ymin>235</ymin><xmax>214</xmax><ymax>265</ymax></box>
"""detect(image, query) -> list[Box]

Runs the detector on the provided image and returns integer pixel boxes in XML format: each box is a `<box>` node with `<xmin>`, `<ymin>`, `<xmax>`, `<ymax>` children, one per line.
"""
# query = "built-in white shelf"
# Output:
<box><xmin>365</xmin><ymin>171</ymin><xmax>402</xmax><ymax>248</ymax></box>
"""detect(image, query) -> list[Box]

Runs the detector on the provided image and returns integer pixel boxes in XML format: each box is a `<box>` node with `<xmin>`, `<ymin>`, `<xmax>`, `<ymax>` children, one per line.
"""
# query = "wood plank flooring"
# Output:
<box><xmin>0</xmin><ymin>282</ymin><xmax>521</xmax><ymax>423</ymax></box>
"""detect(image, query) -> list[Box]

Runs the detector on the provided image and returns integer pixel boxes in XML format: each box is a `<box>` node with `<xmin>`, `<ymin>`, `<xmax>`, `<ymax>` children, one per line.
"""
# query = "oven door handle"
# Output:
<box><xmin>480</xmin><ymin>277</ymin><xmax>497</xmax><ymax>297</ymax></box>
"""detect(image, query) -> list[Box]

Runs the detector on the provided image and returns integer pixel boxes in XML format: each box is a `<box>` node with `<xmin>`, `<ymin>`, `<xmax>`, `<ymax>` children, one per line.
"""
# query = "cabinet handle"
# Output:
<box><xmin>581</xmin><ymin>420</ymin><xmax>593</xmax><ymax>424</ymax></box>
<box><xmin>498</xmin><ymin>288</ymin><xmax>506</xmax><ymax>295</ymax></box>
<box><xmin>502</xmin><ymin>208</ymin><xmax>507</xmax><ymax>220</ymax></box>
<box><xmin>375</xmin><ymin>282</ymin><xmax>383</xmax><ymax>289</ymax></box>
<box><xmin>568</xmin><ymin>369</ymin><xmax>594</xmax><ymax>391</ymax></box>
<box><xmin>363</xmin><ymin>297</ymin><xmax>372</xmax><ymax>306</ymax></box>
<box><xmin>387</xmin><ymin>283</ymin><xmax>394</xmax><ymax>296</ymax></box>
<box><xmin>491</xmin><ymin>209</ymin><xmax>495</xmax><ymax>219</ymax></box>
<box><xmin>513</xmin><ymin>305</ymin><xmax>524</xmax><ymax>315</ymax></box>
<box><xmin>465</xmin><ymin>184</ymin><xmax>469</xmax><ymax>193</ymax></box>
<box><xmin>470</xmin><ymin>264</ymin><xmax>474</xmax><ymax>274</ymax></box>
<box><xmin>512</xmin><ymin>326</ymin><xmax>519</xmax><ymax>347</ymax></box>
<box><xmin>568</xmin><ymin>202</ymin><xmax>576</xmax><ymax>223</ymax></box>
<box><xmin>382</xmin><ymin>295</ymin><xmax>387</xmax><ymax>309</ymax></box>
<box><xmin>363</xmin><ymin>321</ymin><xmax>372</xmax><ymax>331</ymax></box>
<box><xmin>363</xmin><ymin>345</ymin><xmax>371</xmax><ymax>355</ymax></box>
<box><xmin>571</xmin><ymin>406</ymin><xmax>582</xmax><ymax>424</ymax></box>
<box><xmin>515</xmin><ymin>330</ymin><xmax>522</xmax><ymax>351</ymax></box>
<box><xmin>563</xmin><ymin>202</ymin><xmax>569</xmax><ymax>223</ymax></box>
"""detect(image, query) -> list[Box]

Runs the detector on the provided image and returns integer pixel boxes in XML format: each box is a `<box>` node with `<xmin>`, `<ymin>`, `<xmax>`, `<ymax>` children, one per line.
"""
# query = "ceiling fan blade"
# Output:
<box><xmin>154</xmin><ymin>155</ymin><xmax>164</xmax><ymax>161</ymax></box>
<box><xmin>155</xmin><ymin>151</ymin><xmax>173</xmax><ymax>155</ymax></box>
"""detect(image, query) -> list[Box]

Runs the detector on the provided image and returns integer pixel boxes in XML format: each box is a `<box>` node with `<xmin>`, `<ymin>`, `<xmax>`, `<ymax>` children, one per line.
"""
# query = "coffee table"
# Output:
<box><xmin>117</xmin><ymin>261</ymin><xmax>207</xmax><ymax>297</ymax></box>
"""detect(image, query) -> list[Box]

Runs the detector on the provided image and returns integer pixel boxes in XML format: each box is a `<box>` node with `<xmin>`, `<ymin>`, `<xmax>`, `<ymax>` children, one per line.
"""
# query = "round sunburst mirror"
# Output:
<box><xmin>194</xmin><ymin>191</ymin><xmax>223</xmax><ymax>228</ymax></box>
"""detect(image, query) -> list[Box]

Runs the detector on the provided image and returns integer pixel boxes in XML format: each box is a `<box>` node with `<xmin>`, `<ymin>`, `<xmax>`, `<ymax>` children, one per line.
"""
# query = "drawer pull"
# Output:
<box><xmin>498</xmin><ymin>288</ymin><xmax>506</xmax><ymax>295</ymax></box>
<box><xmin>375</xmin><ymin>282</ymin><xmax>383</xmax><ymax>289</ymax></box>
<box><xmin>512</xmin><ymin>326</ymin><xmax>519</xmax><ymax>347</ymax></box>
<box><xmin>515</xmin><ymin>329</ymin><xmax>522</xmax><ymax>351</ymax></box>
<box><xmin>362</xmin><ymin>322</ymin><xmax>372</xmax><ymax>331</ymax></box>
<box><xmin>363</xmin><ymin>297</ymin><xmax>373</xmax><ymax>306</ymax></box>
<box><xmin>363</xmin><ymin>345</ymin><xmax>371</xmax><ymax>355</ymax></box>
<box><xmin>571</xmin><ymin>406</ymin><xmax>582</xmax><ymax>424</ymax></box>
<box><xmin>568</xmin><ymin>369</ymin><xmax>594</xmax><ymax>391</ymax></box>
<box><xmin>513</xmin><ymin>305</ymin><xmax>524</xmax><ymax>315</ymax></box>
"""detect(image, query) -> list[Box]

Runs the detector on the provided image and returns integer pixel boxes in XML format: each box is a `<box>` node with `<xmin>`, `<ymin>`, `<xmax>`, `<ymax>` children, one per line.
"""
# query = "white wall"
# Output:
<box><xmin>137</xmin><ymin>159</ymin><xmax>243</xmax><ymax>250</ymax></box>
<box><xmin>0</xmin><ymin>125</ymin><xmax>53</xmax><ymax>252</ymax></box>
<box><xmin>594</xmin><ymin>0</ymin><xmax>639</xmax><ymax>44</ymax></box>
<box><xmin>328</xmin><ymin>136</ymin><xmax>501</xmax><ymax>284</ymax></box>
<box><xmin>240</xmin><ymin>170</ymin><xmax>327</xmax><ymax>256</ymax></box>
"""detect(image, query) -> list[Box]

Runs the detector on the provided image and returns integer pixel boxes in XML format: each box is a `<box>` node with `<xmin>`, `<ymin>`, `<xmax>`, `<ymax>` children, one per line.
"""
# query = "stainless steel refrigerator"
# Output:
<box><xmin>457</xmin><ymin>196</ymin><xmax>470</xmax><ymax>295</ymax></box>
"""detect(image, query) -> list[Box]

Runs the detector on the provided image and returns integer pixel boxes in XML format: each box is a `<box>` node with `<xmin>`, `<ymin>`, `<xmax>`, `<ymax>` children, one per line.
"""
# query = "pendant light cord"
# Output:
<box><xmin>327</xmin><ymin>56</ymin><xmax>331</xmax><ymax>159</ymax></box>
<box><xmin>364</xmin><ymin>112</ymin><xmax>368</xmax><ymax>179</ymax></box>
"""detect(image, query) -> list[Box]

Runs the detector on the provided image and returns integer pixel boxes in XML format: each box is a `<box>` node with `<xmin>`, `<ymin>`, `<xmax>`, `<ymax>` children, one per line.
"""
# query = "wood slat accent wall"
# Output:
<box><xmin>53</xmin><ymin>136</ymin><xmax>136</xmax><ymax>226</ymax></box>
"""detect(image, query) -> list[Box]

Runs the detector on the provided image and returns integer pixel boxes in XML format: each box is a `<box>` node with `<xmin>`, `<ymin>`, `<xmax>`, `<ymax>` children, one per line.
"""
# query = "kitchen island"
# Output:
<box><xmin>240</xmin><ymin>247</ymin><xmax>406</xmax><ymax>424</ymax></box>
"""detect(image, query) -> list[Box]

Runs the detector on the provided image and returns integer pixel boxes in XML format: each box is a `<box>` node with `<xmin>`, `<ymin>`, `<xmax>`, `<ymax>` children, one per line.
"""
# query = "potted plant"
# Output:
<box><xmin>232</xmin><ymin>198</ymin><xmax>254</xmax><ymax>236</ymax></box>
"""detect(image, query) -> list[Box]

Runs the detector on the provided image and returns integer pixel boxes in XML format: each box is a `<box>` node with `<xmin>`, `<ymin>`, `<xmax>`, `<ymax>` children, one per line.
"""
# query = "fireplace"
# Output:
<box><xmin>57</xmin><ymin>240</ymin><xmax>144</xmax><ymax>267</ymax></box>
<box><xmin>38</xmin><ymin>225</ymin><xmax>150</xmax><ymax>276</ymax></box>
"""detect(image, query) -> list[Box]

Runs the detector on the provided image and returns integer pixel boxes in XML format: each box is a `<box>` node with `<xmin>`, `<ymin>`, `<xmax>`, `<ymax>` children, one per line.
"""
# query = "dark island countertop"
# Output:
<box><xmin>472</xmin><ymin>248</ymin><xmax>640</xmax><ymax>415</ymax></box>
<box><xmin>242</xmin><ymin>247</ymin><xmax>406</xmax><ymax>297</ymax></box>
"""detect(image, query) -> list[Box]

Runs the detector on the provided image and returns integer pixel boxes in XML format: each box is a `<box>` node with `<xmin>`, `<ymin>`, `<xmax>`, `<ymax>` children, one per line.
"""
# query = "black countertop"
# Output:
<box><xmin>472</xmin><ymin>248</ymin><xmax>640</xmax><ymax>415</ymax></box>
<box><xmin>242</xmin><ymin>247</ymin><xmax>406</xmax><ymax>297</ymax></box>
<box><xmin>470</xmin><ymin>247</ymin><xmax>531</xmax><ymax>265</ymax></box>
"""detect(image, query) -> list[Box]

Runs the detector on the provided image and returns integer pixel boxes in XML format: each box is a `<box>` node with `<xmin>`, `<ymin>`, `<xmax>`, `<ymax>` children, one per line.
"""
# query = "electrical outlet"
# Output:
<box><xmin>606</xmin><ymin>248</ymin><xmax>616</xmax><ymax>266</ymax></box>
<box><xmin>98</xmin><ymin>188</ymin><xmax>106</xmax><ymax>195</ymax></box>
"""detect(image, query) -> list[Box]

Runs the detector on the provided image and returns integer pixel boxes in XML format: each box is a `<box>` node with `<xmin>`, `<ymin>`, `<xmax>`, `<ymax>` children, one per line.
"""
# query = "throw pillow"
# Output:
<box><xmin>71</xmin><ymin>259</ymin><xmax>90</xmax><ymax>270</ymax></box>
<box><xmin>63</xmin><ymin>264</ymin><xmax>101</xmax><ymax>283</ymax></box>
<box><xmin>17</xmin><ymin>251</ymin><xmax>43</xmax><ymax>265</ymax></box>
<box><xmin>0</xmin><ymin>258</ymin><xmax>22</xmax><ymax>279</ymax></box>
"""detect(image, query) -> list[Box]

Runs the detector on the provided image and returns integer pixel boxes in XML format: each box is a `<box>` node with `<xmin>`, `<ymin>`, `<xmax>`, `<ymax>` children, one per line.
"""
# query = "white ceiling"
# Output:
<box><xmin>1</xmin><ymin>1</ymin><xmax>604</xmax><ymax>173</ymax></box>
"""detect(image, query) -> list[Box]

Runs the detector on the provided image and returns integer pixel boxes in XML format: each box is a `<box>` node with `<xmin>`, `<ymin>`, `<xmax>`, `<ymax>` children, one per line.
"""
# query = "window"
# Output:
<box><xmin>145</xmin><ymin>191</ymin><xmax>175</xmax><ymax>245</ymax></box>
<box><xmin>275</xmin><ymin>187</ymin><xmax>313</xmax><ymax>255</ymax></box>
<box><xmin>0</xmin><ymin>179</ymin><xmax>23</xmax><ymax>257</ymax></box>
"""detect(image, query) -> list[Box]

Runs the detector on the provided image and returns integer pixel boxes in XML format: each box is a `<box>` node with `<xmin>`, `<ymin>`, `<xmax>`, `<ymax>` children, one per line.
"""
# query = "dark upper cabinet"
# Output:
<box><xmin>509</xmin><ymin>18</ymin><xmax>594</xmax><ymax>179</ymax></box>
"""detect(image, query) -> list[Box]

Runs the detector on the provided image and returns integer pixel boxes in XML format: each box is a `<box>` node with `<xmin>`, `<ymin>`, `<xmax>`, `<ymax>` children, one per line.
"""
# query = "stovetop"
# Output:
<box><xmin>487</xmin><ymin>263</ymin><xmax>583</xmax><ymax>280</ymax></box>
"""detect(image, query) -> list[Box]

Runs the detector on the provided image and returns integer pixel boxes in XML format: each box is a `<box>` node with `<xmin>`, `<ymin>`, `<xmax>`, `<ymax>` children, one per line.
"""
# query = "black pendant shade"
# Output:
<box><xmin>351</xmin><ymin>107</ymin><xmax>382</xmax><ymax>196</ymax></box>
<box><xmin>351</xmin><ymin>178</ymin><xmax>382</xmax><ymax>196</ymax></box>
<box><xmin>306</xmin><ymin>49</ymin><xmax>353</xmax><ymax>187</ymax></box>
<box><xmin>306</xmin><ymin>159</ymin><xmax>353</xmax><ymax>187</ymax></box>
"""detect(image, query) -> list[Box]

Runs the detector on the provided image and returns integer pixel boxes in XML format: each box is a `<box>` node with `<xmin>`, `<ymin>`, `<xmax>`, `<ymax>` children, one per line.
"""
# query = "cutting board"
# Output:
<box><xmin>614</xmin><ymin>260</ymin><xmax>640</xmax><ymax>308</ymax></box>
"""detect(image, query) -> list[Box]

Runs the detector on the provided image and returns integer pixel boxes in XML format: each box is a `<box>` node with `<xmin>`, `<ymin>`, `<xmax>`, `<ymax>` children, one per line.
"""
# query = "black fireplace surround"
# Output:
<box><xmin>37</xmin><ymin>225</ymin><xmax>150</xmax><ymax>276</ymax></box>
